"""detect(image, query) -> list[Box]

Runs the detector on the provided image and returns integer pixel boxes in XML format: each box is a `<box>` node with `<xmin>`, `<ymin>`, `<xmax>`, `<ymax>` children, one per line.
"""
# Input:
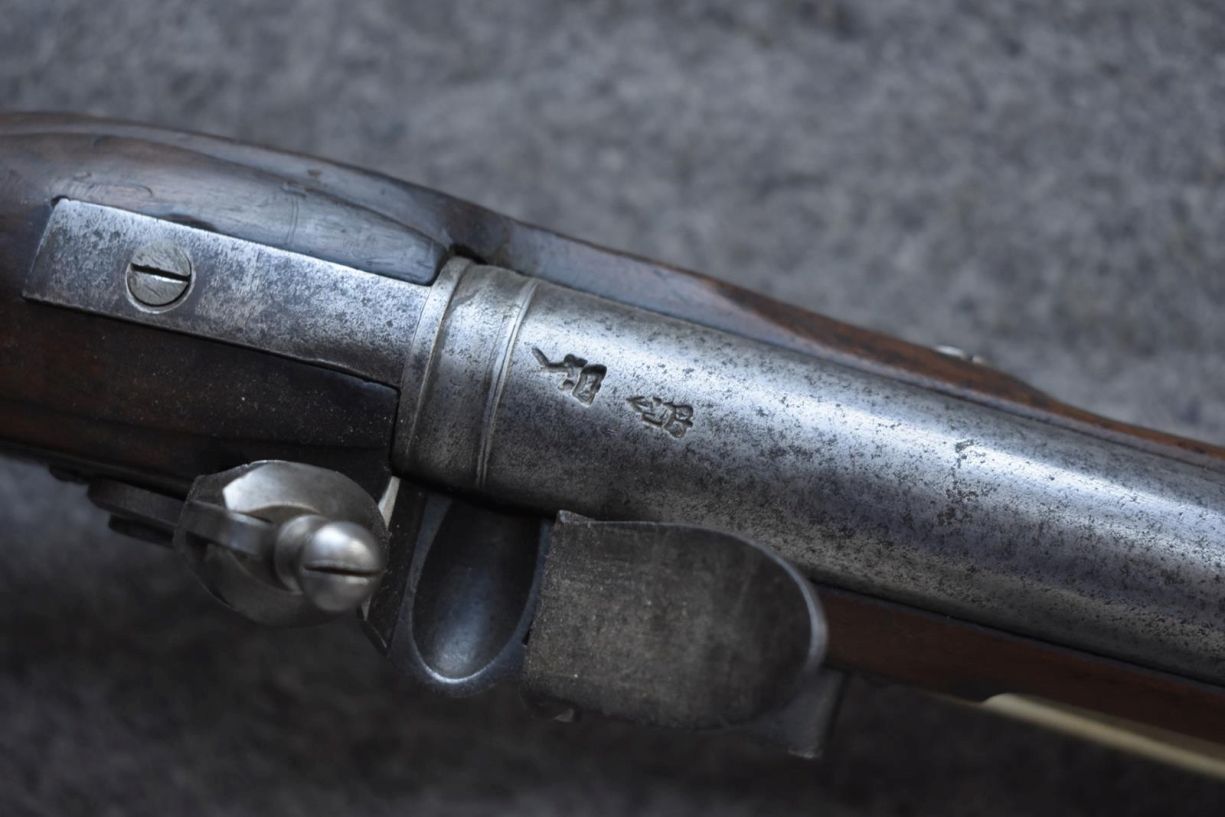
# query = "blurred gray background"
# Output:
<box><xmin>2</xmin><ymin>0</ymin><xmax>1225</xmax><ymax>814</ymax></box>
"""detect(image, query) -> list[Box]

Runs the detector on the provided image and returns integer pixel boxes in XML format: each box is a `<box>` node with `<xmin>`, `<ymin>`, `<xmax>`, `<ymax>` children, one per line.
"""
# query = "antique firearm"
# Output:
<box><xmin>2</xmin><ymin>113</ymin><xmax>1223</xmax><ymax>762</ymax></box>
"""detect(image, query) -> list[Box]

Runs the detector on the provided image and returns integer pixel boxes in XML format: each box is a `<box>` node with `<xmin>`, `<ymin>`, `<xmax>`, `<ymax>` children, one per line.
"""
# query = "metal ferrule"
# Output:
<box><xmin>396</xmin><ymin>260</ymin><xmax>1225</xmax><ymax>686</ymax></box>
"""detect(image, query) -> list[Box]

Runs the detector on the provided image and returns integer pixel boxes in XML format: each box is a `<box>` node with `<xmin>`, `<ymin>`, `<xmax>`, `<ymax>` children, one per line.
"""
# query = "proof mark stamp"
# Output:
<box><xmin>533</xmin><ymin>348</ymin><xmax>606</xmax><ymax>404</ymax></box>
<box><xmin>627</xmin><ymin>396</ymin><xmax>694</xmax><ymax>438</ymax></box>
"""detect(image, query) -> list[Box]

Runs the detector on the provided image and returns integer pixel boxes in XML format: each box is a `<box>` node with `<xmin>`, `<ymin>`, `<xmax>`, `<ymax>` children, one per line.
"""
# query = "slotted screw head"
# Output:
<box><xmin>274</xmin><ymin>515</ymin><xmax>386</xmax><ymax>614</ymax></box>
<box><xmin>127</xmin><ymin>241</ymin><xmax>193</xmax><ymax>307</ymax></box>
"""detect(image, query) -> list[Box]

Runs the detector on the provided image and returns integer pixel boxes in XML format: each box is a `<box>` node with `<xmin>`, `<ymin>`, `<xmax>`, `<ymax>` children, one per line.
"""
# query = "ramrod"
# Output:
<box><xmin>1</xmin><ymin>113</ymin><xmax>1223</xmax><ymax>761</ymax></box>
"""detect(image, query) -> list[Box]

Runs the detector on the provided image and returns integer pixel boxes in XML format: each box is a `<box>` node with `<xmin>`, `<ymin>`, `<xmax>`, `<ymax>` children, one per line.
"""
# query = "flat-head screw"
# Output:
<box><xmin>127</xmin><ymin>241</ymin><xmax>193</xmax><ymax>308</ymax></box>
<box><xmin>274</xmin><ymin>515</ymin><xmax>386</xmax><ymax>613</ymax></box>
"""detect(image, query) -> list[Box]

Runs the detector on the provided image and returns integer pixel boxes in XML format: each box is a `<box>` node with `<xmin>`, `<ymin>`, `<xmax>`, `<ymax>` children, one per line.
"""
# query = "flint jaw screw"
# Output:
<box><xmin>273</xmin><ymin>514</ymin><xmax>386</xmax><ymax>614</ymax></box>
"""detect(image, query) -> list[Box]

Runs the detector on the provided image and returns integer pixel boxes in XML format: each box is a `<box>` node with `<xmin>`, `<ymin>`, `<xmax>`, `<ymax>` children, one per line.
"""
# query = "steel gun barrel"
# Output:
<box><xmin>398</xmin><ymin>260</ymin><xmax>1225</xmax><ymax>687</ymax></box>
<box><xmin>2</xmin><ymin>113</ymin><xmax>1224</xmax><ymax>755</ymax></box>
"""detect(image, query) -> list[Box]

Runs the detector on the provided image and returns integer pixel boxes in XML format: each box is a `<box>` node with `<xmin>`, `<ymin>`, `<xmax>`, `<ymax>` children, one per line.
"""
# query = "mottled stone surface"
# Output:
<box><xmin>1</xmin><ymin>1</ymin><xmax>1223</xmax><ymax>814</ymax></box>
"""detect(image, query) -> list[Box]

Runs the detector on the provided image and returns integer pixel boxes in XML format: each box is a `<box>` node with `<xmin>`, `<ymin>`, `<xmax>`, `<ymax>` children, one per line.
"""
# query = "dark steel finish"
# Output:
<box><xmin>87</xmin><ymin>478</ymin><xmax>184</xmax><ymax>546</ymax></box>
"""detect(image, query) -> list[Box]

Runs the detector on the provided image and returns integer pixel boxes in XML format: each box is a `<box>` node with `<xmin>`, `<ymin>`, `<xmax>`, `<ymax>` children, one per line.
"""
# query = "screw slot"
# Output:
<box><xmin>127</xmin><ymin>242</ymin><xmax>193</xmax><ymax>308</ymax></box>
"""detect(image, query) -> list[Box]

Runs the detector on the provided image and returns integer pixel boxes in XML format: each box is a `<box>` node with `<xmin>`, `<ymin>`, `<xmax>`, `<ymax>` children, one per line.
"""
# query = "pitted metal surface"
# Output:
<box><xmin>25</xmin><ymin>200</ymin><xmax>431</xmax><ymax>386</ymax></box>
<box><xmin>396</xmin><ymin>262</ymin><xmax>1225</xmax><ymax>685</ymax></box>
<box><xmin>397</xmin><ymin>258</ymin><xmax>540</xmax><ymax>489</ymax></box>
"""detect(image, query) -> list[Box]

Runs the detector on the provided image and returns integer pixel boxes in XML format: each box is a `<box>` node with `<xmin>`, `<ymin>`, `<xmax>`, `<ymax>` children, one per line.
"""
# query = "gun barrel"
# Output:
<box><xmin>399</xmin><ymin>260</ymin><xmax>1225</xmax><ymax>686</ymax></box>
<box><xmin>4</xmin><ymin>114</ymin><xmax>1224</xmax><ymax>745</ymax></box>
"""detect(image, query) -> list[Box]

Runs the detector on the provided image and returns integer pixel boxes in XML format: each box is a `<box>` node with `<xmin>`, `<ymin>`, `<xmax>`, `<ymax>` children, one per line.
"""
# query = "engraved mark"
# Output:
<box><xmin>533</xmin><ymin>348</ymin><xmax>606</xmax><ymax>404</ymax></box>
<box><xmin>628</xmin><ymin>396</ymin><xmax>694</xmax><ymax>438</ymax></box>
